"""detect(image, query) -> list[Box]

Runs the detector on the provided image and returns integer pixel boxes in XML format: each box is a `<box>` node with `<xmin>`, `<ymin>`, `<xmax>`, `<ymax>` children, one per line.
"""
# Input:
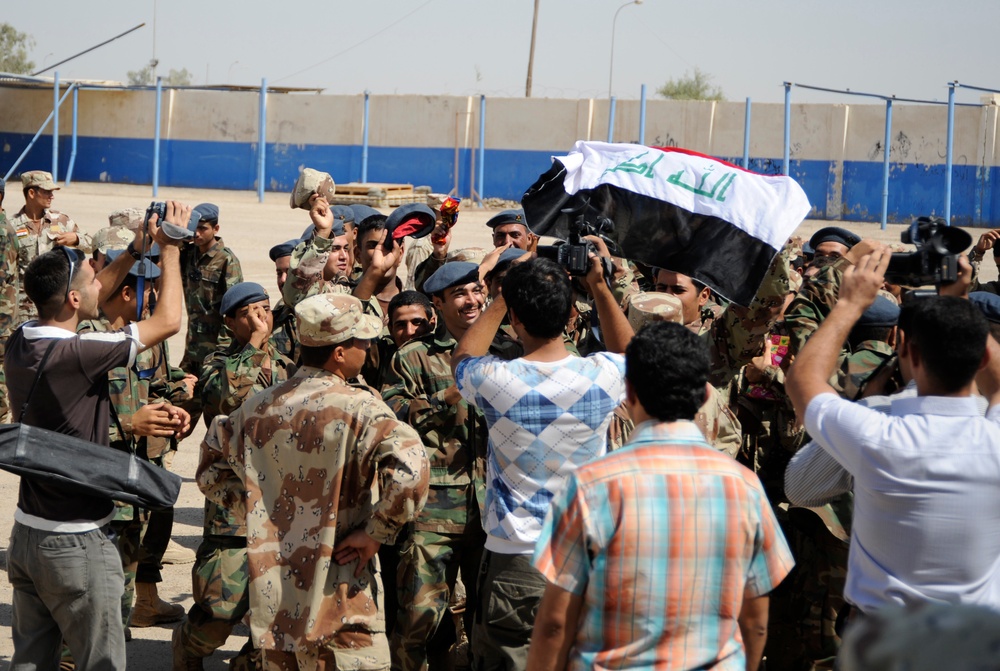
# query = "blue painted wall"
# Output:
<box><xmin>2</xmin><ymin>131</ymin><xmax>997</xmax><ymax>226</ymax></box>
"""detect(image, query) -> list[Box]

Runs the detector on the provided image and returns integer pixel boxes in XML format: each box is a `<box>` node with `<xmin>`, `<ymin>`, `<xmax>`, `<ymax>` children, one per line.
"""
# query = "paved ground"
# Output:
<box><xmin>0</xmin><ymin>181</ymin><xmax>993</xmax><ymax>670</ymax></box>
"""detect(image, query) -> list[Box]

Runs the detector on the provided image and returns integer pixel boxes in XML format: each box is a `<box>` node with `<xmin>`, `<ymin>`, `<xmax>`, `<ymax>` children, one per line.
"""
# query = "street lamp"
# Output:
<box><xmin>608</xmin><ymin>0</ymin><xmax>643</xmax><ymax>99</ymax></box>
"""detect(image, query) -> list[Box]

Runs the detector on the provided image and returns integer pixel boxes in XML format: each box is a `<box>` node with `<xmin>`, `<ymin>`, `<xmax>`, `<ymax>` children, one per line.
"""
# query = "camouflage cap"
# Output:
<box><xmin>295</xmin><ymin>294</ymin><xmax>382</xmax><ymax>346</ymax></box>
<box><xmin>627</xmin><ymin>292</ymin><xmax>684</xmax><ymax>331</ymax></box>
<box><xmin>290</xmin><ymin>168</ymin><xmax>336</xmax><ymax>210</ymax></box>
<box><xmin>21</xmin><ymin>170</ymin><xmax>59</xmax><ymax>191</ymax></box>
<box><xmin>108</xmin><ymin>207</ymin><xmax>145</xmax><ymax>231</ymax></box>
<box><xmin>92</xmin><ymin>226</ymin><xmax>134</xmax><ymax>254</ymax></box>
<box><xmin>447</xmin><ymin>247</ymin><xmax>487</xmax><ymax>264</ymax></box>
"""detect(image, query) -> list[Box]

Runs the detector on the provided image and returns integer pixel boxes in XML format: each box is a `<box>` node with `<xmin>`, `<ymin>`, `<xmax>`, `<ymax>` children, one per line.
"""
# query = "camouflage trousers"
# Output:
<box><xmin>0</xmin><ymin>363</ymin><xmax>10</xmax><ymax>423</ymax></box>
<box><xmin>261</xmin><ymin>641</ymin><xmax>390</xmax><ymax>671</ymax></box>
<box><xmin>175</xmin><ymin>535</ymin><xmax>249</xmax><ymax>658</ymax></box>
<box><xmin>390</xmin><ymin>524</ymin><xmax>485</xmax><ymax>671</ymax></box>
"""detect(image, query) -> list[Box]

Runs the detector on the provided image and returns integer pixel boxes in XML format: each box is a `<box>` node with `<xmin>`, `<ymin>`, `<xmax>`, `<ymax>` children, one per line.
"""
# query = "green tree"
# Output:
<box><xmin>127</xmin><ymin>62</ymin><xmax>194</xmax><ymax>86</ymax></box>
<box><xmin>657</xmin><ymin>68</ymin><xmax>725</xmax><ymax>102</ymax></box>
<box><xmin>0</xmin><ymin>23</ymin><xmax>36</xmax><ymax>74</ymax></box>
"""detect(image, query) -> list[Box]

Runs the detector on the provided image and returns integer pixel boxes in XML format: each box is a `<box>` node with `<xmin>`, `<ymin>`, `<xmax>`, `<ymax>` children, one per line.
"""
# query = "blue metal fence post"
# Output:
<box><xmin>945</xmin><ymin>82</ymin><xmax>956</xmax><ymax>225</ymax></box>
<box><xmin>881</xmin><ymin>98</ymin><xmax>893</xmax><ymax>230</ymax></box>
<box><xmin>153</xmin><ymin>77</ymin><xmax>162</xmax><ymax>197</ymax></box>
<box><xmin>742</xmin><ymin>97</ymin><xmax>752</xmax><ymax>169</ymax></box>
<box><xmin>638</xmin><ymin>84</ymin><xmax>647</xmax><ymax>145</ymax></box>
<box><xmin>783</xmin><ymin>83</ymin><xmax>791</xmax><ymax>175</ymax></box>
<box><xmin>478</xmin><ymin>95</ymin><xmax>486</xmax><ymax>205</ymax></box>
<box><xmin>52</xmin><ymin>72</ymin><xmax>60</xmax><ymax>182</ymax></box>
<box><xmin>607</xmin><ymin>96</ymin><xmax>617</xmax><ymax>143</ymax></box>
<box><xmin>257</xmin><ymin>78</ymin><xmax>267</xmax><ymax>202</ymax></box>
<box><xmin>66</xmin><ymin>85</ymin><xmax>79</xmax><ymax>185</ymax></box>
<box><xmin>361</xmin><ymin>90</ymin><xmax>370</xmax><ymax>184</ymax></box>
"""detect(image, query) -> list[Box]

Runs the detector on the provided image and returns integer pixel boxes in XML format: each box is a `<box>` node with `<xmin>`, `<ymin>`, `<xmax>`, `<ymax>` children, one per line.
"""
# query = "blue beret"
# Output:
<box><xmin>269</xmin><ymin>239</ymin><xmax>299</xmax><ymax>261</ymax></box>
<box><xmin>220</xmin><ymin>281</ymin><xmax>270</xmax><ymax>317</ymax></box>
<box><xmin>105</xmin><ymin>249</ymin><xmax>162</xmax><ymax>279</ymax></box>
<box><xmin>970</xmin><ymin>292</ymin><xmax>1000</xmax><ymax>324</ymax></box>
<box><xmin>486</xmin><ymin>247</ymin><xmax>527</xmax><ymax>279</ymax></box>
<box><xmin>350</xmin><ymin>204</ymin><xmax>382</xmax><ymax>225</ymax></box>
<box><xmin>147</xmin><ymin>243</ymin><xmax>161</xmax><ymax>263</ymax></box>
<box><xmin>333</xmin><ymin>205</ymin><xmax>356</xmax><ymax>225</ymax></box>
<box><xmin>856</xmin><ymin>295</ymin><xmax>900</xmax><ymax>327</ymax></box>
<box><xmin>423</xmin><ymin>261</ymin><xmax>480</xmax><ymax>296</ymax></box>
<box><xmin>300</xmin><ymin>216</ymin><xmax>346</xmax><ymax>241</ymax></box>
<box><xmin>809</xmin><ymin>226</ymin><xmax>861</xmax><ymax>251</ymax></box>
<box><xmin>486</xmin><ymin>208</ymin><xmax>526</xmax><ymax>229</ymax></box>
<box><xmin>194</xmin><ymin>202</ymin><xmax>219</xmax><ymax>222</ymax></box>
<box><xmin>386</xmin><ymin>204</ymin><xmax>436</xmax><ymax>243</ymax></box>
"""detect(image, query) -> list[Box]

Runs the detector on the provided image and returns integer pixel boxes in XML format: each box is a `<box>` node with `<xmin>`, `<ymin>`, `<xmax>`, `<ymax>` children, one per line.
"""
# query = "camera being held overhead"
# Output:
<box><xmin>536</xmin><ymin>199</ymin><xmax>616</xmax><ymax>281</ymax></box>
<box><xmin>883</xmin><ymin>216</ymin><xmax>972</xmax><ymax>288</ymax></box>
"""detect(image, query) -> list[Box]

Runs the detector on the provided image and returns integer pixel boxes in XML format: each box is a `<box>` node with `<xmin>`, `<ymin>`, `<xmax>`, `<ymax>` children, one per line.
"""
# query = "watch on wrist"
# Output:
<box><xmin>127</xmin><ymin>242</ymin><xmax>143</xmax><ymax>260</ymax></box>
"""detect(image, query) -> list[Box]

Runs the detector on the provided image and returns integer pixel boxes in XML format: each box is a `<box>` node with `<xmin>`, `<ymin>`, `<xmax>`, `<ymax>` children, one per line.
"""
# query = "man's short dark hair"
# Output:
<box><xmin>898</xmin><ymin>296</ymin><xmax>988</xmax><ymax>393</ymax></box>
<box><xmin>356</xmin><ymin>215</ymin><xmax>388</xmax><ymax>242</ymax></box>
<box><xmin>299</xmin><ymin>343</ymin><xmax>338</xmax><ymax>368</ymax></box>
<box><xmin>626</xmin><ymin>322</ymin><xmax>709</xmax><ymax>422</ymax></box>
<box><xmin>389</xmin><ymin>290</ymin><xmax>433</xmax><ymax>321</ymax></box>
<box><xmin>501</xmin><ymin>258</ymin><xmax>572</xmax><ymax>339</ymax></box>
<box><xmin>24</xmin><ymin>249</ymin><xmax>74</xmax><ymax>319</ymax></box>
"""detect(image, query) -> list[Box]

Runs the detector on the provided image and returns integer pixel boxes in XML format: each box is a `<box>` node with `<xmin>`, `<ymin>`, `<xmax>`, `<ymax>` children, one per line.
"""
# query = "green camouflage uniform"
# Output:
<box><xmin>381</xmin><ymin>325</ymin><xmax>488</xmax><ymax>671</ymax></box>
<box><xmin>968</xmin><ymin>248</ymin><xmax>1000</xmax><ymax>294</ymax></box>
<box><xmin>179</xmin><ymin>237</ymin><xmax>243</xmax><ymax>376</ymax></box>
<box><xmin>838</xmin><ymin>341</ymin><xmax>896</xmax><ymax>401</ymax></box>
<box><xmin>199</xmin><ymin>366</ymin><xmax>429</xmax><ymax>671</ymax></box>
<box><xmin>176</xmin><ymin>337</ymin><xmax>294</xmax><ymax>661</ymax></box>
<box><xmin>8</xmin><ymin>206</ymin><xmax>91</xmax><ymax>324</ymax></box>
<box><xmin>0</xmin><ymin>212</ymin><xmax>20</xmax><ymax>423</ymax></box>
<box><xmin>271</xmin><ymin>300</ymin><xmax>298</xmax><ymax>363</ymax></box>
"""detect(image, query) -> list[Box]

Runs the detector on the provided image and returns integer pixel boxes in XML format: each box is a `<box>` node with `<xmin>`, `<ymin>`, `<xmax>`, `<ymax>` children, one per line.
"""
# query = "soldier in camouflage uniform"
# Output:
<box><xmin>198</xmin><ymin>293</ymin><xmax>429</xmax><ymax>671</ymax></box>
<box><xmin>0</xmin><ymin>178</ymin><xmax>21</xmax><ymax>423</ymax></box>
<box><xmin>382</xmin><ymin>262</ymin><xmax>490</xmax><ymax>671</ymax></box>
<box><xmin>8</xmin><ymin>170</ymin><xmax>91</xmax><ymax>325</ymax></box>
<box><xmin>178</xmin><ymin>202</ymin><xmax>243</xmax><ymax>376</ymax></box>
<box><xmin>268</xmin><ymin>239</ymin><xmax>300</xmax><ymax>362</ymax></box>
<box><xmin>174</xmin><ymin>283</ymin><xmax>295</xmax><ymax>670</ymax></box>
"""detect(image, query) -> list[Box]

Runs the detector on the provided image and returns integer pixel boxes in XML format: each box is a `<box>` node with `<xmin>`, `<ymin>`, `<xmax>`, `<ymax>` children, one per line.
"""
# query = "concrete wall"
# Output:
<box><xmin>1</xmin><ymin>86</ymin><xmax>998</xmax><ymax>225</ymax></box>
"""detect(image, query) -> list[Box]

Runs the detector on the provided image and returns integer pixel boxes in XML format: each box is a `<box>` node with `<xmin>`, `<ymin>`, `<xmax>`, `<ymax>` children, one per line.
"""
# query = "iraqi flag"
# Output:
<box><xmin>521</xmin><ymin>141</ymin><xmax>811</xmax><ymax>307</ymax></box>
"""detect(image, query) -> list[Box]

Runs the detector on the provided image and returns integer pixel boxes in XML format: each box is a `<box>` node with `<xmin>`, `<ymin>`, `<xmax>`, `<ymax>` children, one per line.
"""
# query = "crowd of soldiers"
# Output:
<box><xmin>3</xmin><ymin>164</ymin><xmax>999</xmax><ymax>671</ymax></box>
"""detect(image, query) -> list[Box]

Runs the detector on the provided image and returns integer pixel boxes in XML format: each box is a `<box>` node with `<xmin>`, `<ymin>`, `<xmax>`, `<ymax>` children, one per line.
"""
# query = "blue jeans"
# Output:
<box><xmin>8</xmin><ymin>521</ymin><xmax>126</xmax><ymax>671</ymax></box>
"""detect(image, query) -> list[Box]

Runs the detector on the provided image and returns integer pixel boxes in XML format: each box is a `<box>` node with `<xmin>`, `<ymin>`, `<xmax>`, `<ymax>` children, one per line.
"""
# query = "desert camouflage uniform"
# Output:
<box><xmin>0</xmin><ymin>212</ymin><xmax>20</xmax><ymax>422</ymax></box>
<box><xmin>382</xmin><ymin>326</ymin><xmax>487</xmax><ymax>671</ymax></box>
<box><xmin>179</xmin><ymin>237</ymin><xmax>243</xmax><ymax>376</ymax></box>
<box><xmin>176</xmin><ymin>338</ymin><xmax>294</xmax><ymax>661</ymax></box>
<box><xmin>200</xmin><ymin>338</ymin><xmax>296</xmax><ymax>425</ymax></box>
<box><xmin>199</xmin><ymin>366</ymin><xmax>429</xmax><ymax>671</ymax></box>
<box><xmin>9</xmin><ymin>207</ymin><xmax>91</xmax><ymax>323</ymax></box>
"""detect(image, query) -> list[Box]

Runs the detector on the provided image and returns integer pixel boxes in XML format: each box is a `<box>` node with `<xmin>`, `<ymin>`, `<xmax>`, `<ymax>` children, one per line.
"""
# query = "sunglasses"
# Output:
<box><xmin>60</xmin><ymin>246</ymin><xmax>84</xmax><ymax>304</ymax></box>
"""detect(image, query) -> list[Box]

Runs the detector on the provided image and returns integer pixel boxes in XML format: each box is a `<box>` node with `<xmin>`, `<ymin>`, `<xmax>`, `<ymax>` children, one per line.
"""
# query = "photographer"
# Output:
<box><xmin>785</xmin><ymin>246</ymin><xmax>1000</xmax><ymax>616</ymax></box>
<box><xmin>450</xmin><ymin>255</ymin><xmax>633</xmax><ymax>670</ymax></box>
<box><xmin>4</xmin><ymin>201</ymin><xmax>189</xmax><ymax>670</ymax></box>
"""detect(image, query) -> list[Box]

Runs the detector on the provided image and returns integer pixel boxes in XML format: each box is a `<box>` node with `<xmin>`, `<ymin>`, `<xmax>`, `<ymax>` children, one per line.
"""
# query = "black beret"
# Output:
<box><xmin>856</xmin><ymin>295</ymin><xmax>900</xmax><ymax>327</ymax></box>
<box><xmin>486</xmin><ymin>208</ymin><xmax>526</xmax><ymax>229</ymax></box>
<box><xmin>220</xmin><ymin>282</ymin><xmax>269</xmax><ymax>317</ymax></box>
<box><xmin>105</xmin><ymin>250</ymin><xmax>162</xmax><ymax>279</ymax></box>
<box><xmin>809</xmin><ymin>226</ymin><xmax>861</xmax><ymax>251</ymax></box>
<box><xmin>970</xmin><ymin>292</ymin><xmax>1000</xmax><ymax>324</ymax></box>
<box><xmin>269</xmin><ymin>239</ymin><xmax>299</xmax><ymax>261</ymax></box>
<box><xmin>386</xmin><ymin>204</ymin><xmax>436</xmax><ymax>243</ymax></box>
<box><xmin>423</xmin><ymin>261</ymin><xmax>480</xmax><ymax>296</ymax></box>
<box><xmin>194</xmin><ymin>202</ymin><xmax>219</xmax><ymax>223</ymax></box>
<box><xmin>485</xmin><ymin>247</ymin><xmax>527</xmax><ymax>279</ymax></box>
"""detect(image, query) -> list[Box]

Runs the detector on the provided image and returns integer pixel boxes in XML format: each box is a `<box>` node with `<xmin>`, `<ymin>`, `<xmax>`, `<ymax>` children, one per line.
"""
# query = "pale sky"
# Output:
<box><xmin>6</xmin><ymin>0</ymin><xmax>998</xmax><ymax>105</ymax></box>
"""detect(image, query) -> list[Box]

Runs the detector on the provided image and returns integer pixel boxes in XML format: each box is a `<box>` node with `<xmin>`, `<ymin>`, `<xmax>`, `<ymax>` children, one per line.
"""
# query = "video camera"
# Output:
<box><xmin>145</xmin><ymin>202</ymin><xmax>194</xmax><ymax>241</ymax></box>
<box><xmin>883</xmin><ymin>216</ymin><xmax>972</xmax><ymax>287</ymax></box>
<box><xmin>536</xmin><ymin>200</ymin><xmax>616</xmax><ymax>279</ymax></box>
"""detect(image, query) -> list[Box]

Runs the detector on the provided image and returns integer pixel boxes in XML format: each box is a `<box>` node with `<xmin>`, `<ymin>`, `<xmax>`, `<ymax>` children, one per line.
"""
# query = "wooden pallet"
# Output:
<box><xmin>329</xmin><ymin>192</ymin><xmax>427</xmax><ymax>208</ymax></box>
<box><xmin>335</xmin><ymin>182</ymin><xmax>414</xmax><ymax>196</ymax></box>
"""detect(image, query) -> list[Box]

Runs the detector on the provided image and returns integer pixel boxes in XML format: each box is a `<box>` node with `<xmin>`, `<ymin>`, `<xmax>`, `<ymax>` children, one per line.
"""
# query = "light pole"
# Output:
<box><xmin>608</xmin><ymin>0</ymin><xmax>643</xmax><ymax>99</ymax></box>
<box><xmin>525</xmin><ymin>0</ymin><xmax>541</xmax><ymax>97</ymax></box>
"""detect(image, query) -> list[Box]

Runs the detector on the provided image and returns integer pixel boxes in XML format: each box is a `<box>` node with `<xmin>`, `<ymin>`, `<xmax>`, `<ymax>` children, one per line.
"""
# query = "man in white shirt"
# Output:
<box><xmin>786</xmin><ymin>245</ymin><xmax>1000</xmax><ymax>616</ymax></box>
